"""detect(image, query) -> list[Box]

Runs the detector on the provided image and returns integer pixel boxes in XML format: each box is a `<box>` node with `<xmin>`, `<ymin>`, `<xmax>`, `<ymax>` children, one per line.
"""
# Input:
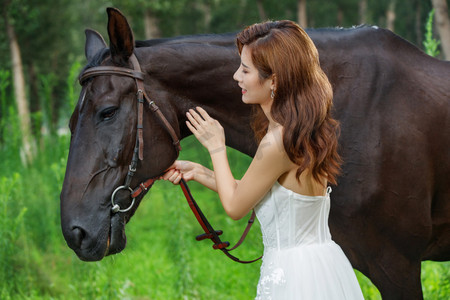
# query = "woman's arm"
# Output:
<box><xmin>161</xmin><ymin>160</ymin><xmax>218</xmax><ymax>192</ymax></box>
<box><xmin>210</xmin><ymin>129</ymin><xmax>291</xmax><ymax>219</ymax></box>
<box><xmin>187</xmin><ymin>107</ymin><xmax>292</xmax><ymax>220</ymax></box>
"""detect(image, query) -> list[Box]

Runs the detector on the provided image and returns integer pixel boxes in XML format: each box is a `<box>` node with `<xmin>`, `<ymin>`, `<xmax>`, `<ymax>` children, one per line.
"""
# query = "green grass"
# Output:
<box><xmin>1</xmin><ymin>133</ymin><xmax>449</xmax><ymax>299</ymax></box>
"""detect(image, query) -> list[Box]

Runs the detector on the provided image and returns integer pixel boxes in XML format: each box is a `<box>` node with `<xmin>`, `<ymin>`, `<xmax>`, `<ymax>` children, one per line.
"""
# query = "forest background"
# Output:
<box><xmin>1</xmin><ymin>0</ymin><xmax>450</xmax><ymax>299</ymax></box>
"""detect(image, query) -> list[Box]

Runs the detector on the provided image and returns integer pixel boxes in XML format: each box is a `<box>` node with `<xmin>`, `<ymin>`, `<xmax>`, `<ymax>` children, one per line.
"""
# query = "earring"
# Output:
<box><xmin>271</xmin><ymin>90</ymin><xmax>275</xmax><ymax>99</ymax></box>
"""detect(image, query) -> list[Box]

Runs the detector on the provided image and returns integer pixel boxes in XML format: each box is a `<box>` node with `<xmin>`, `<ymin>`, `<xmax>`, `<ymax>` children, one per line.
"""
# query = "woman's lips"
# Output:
<box><xmin>242</xmin><ymin>89</ymin><xmax>247</xmax><ymax>94</ymax></box>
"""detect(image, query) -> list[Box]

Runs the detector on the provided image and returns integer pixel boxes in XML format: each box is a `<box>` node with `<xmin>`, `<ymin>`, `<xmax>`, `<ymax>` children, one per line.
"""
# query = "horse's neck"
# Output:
<box><xmin>198</xmin><ymin>100</ymin><xmax>257</xmax><ymax>157</ymax></box>
<box><xmin>138</xmin><ymin>43</ymin><xmax>258</xmax><ymax>157</ymax></box>
<box><xmin>172</xmin><ymin>94</ymin><xmax>257</xmax><ymax>157</ymax></box>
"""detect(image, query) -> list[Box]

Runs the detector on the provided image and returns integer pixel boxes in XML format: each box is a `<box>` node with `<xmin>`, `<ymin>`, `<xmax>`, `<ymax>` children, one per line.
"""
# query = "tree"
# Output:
<box><xmin>144</xmin><ymin>9</ymin><xmax>161</xmax><ymax>39</ymax></box>
<box><xmin>359</xmin><ymin>0</ymin><xmax>368</xmax><ymax>24</ymax></box>
<box><xmin>256</xmin><ymin>0</ymin><xmax>267</xmax><ymax>21</ymax></box>
<box><xmin>431</xmin><ymin>0</ymin><xmax>450</xmax><ymax>59</ymax></box>
<box><xmin>297</xmin><ymin>0</ymin><xmax>308</xmax><ymax>28</ymax></box>
<box><xmin>2</xmin><ymin>0</ymin><xmax>35</xmax><ymax>164</ymax></box>
<box><xmin>386</xmin><ymin>0</ymin><xmax>396</xmax><ymax>31</ymax></box>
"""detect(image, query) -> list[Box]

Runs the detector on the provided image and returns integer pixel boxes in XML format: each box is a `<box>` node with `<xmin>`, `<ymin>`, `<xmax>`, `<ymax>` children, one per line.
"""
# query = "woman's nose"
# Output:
<box><xmin>233</xmin><ymin>69</ymin><xmax>240</xmax><ymax>82</ymax></box>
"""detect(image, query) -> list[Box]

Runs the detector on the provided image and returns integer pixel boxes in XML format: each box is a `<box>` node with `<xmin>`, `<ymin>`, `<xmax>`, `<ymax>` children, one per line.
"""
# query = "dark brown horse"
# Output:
<box><xmin>60</xmin><ymin>8</ymin><xmax>450</xmax><ymax>299</ymax></box>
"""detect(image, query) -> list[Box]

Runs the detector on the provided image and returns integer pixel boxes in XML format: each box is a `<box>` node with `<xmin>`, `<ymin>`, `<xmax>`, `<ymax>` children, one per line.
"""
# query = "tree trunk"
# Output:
<box><xmin>28</xmin><ymin>62</ymin><xmax>41</xmax><ymax>137</ymax></box>
<box><xmin>256</xmin><ymin>0</ymin><xmax>267</xmax><ymax>21</ymax></box>
<box><xmin>4</xmin><ymin>9</ymin><xmax>35</xmax><ymax>164</ymax></box>
<box><xmin>196</xmin><ymin>0</ymin><xmax>212</xmax><ymax>32</ymax></box>
<box><xmin>144</xmin><ymin>9</ymin><xmax>161</xmax><ymax>39</ymax></box>
<box><xmin>432</xmin><ymin>0</ymin><xmax>450</xmax><ymax>60</ymax></box>
<box><xmin>386</xmin><ymin>1</ymin><xmax>396</xmax><ymax>32</ymax></box>
<box><xmin>297</xmin><ymin>0</ymin><xmax>307</xmax><ymax>28</ymax></box>
<box><xmin>337</xmin><ymin>8</ymin><xmax>344</xmax><ymax>27</ymax></box>
<box><xmin>359</xmin><ymin>0</ymin><xmax>368</xmax><ymax>24</ymax></box>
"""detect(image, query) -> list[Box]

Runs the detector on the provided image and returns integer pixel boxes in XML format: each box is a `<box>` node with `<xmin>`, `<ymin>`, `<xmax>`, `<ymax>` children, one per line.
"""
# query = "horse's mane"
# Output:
<box><xmin>307</xmin><ymin>24</ymin><xmax>373</xmax><ymax>32</ymax></box>
<box><xmin>307</xmin><ymin>24</ymin><xmax>443</xmax><ymax>64</ymax></box>
<box><xmin>135</xmin><ymin>32</ymin><xmax>237</xmax><ymax>48</ymax></box>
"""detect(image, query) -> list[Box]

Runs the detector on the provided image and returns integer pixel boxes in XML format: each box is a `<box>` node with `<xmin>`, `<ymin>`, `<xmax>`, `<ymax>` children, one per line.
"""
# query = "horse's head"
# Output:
<box><xmin>60</xmin><ymin>8</ymin><xmax>180</xmax><ymax>261</ymax></box>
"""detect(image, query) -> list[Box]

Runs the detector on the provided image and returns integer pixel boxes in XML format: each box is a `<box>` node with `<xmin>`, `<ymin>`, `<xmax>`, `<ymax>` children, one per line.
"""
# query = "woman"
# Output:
<box><xmin>162</xmin><ymin>20</ymin><xmax>364</xmax><ymax>299</ymax></box>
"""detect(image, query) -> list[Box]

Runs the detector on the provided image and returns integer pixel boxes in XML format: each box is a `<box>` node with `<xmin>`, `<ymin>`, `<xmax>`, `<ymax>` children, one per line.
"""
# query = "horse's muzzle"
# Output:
<box><xmin>63</xmin><ymin>212</ymin><xmax>127</xmax><ymax>261</ymax></box>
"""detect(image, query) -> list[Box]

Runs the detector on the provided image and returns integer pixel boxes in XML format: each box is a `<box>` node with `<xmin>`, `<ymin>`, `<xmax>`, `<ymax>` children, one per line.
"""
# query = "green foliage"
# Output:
<box><xmin>0</xmin><ymin>71</ymin><xmax>21</xmax><ymax>166</ymax></box>
<box><xmin>38</xmin><ymin>73</ymin><xmax>57</xmax><ymax>136</ymax></box>
<box><xmin>0</xmin><ymin>173</ymin><xmax>27</xmax><ymax>296</ymax></box>
<box><xmin>66</xmin><ymin>60</ymin><xmax>82</xmax><ymax>112</ymax></box>
<box><xmin>1</xmin><ymin>127</ymin><xmax>449</xmax><ymax>298</ymax></box>
<box><xmin>423</xmin><ymin>9</ymin><xmax>441</xmax><ymax>58</ymax></box>
<box><xmin>0</xmin><ymin>0</ymin><xmax>442</xmax><ymax>138</ymax></box>
<box><xmin>355</xmin><ymin>270</ymin><xmax>381</xmax><ymax>299</ymax></box>
<box><xmin>1</xmin><ymin>2</ymin><xmax>450</xmax><ymax>298</ymax></box>
<box><xmin>422</xmin><ymin>261</ymin><xmax>450</xmax><ymax>299</ymax></box>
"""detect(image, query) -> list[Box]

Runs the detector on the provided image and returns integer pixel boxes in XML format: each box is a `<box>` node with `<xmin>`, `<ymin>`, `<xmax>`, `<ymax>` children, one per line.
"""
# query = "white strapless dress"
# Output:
<box><xmin>254</xmin><ymin>181</ymin><xmax>364</xmax><ymax>299</ymax></box>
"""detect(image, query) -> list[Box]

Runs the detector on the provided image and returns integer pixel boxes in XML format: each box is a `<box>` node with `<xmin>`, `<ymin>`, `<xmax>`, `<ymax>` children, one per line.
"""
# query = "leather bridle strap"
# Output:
<box><xmin>128</xmin><ymin>177</ymin><xmax>261</xmax><ymax>263</ymax></box>
<box><xmin>180</xmin><ymin>178</ymin><xmax>262</xmax><ymax>264</ymax></box>
<box><xmin>80</xmin><ymin>53</ymin><xmax>181</xmax><ymax>161</ymax></box>
<box><xmin>79</xmin><ymin>54</ymin><xmax>260</xmax><ymax>263</ymax></box>
<box><xmin>79</xmin><ymin>66</ymin><xmax>144</xmax><ymax>81</ymax></box>
<box><xmin>131</xmin><ymin>177</ymin><xmax>156</xmax><ymax>198</ymax></box>
<box><xmin>128</xmin><ymin>54</ymin><xmax>182</xmax><ymax>158</ymax></box>
<box><xmin>79</xmin><ymin>53</ymin><xmax>181</xmax><ymax>214</ymax></box>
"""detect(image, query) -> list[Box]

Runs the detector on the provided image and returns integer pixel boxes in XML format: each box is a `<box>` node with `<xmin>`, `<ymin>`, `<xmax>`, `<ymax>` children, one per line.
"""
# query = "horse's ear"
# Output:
<box><xmin>106</xmin><ymin>7</ymin><xmax>134</xmax><ymax>65</ymax></box>
<box><xmin>85</xmin><ymin>29</ymin><xmax>107</xmax><ymax>62</ymax></box>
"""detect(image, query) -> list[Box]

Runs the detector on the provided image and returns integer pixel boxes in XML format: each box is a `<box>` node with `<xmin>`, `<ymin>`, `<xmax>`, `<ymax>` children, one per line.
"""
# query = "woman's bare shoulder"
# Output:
<box><xmin>255</xmin><ymin>126</ymin><xmax>293</xmax><ymax>167</ymax></box>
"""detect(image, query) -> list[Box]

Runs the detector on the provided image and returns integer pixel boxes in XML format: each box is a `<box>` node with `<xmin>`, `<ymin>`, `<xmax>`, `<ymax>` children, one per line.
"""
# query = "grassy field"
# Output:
<box><xmin>1</xmin><ymin>130</ymin><xmax>449</xmax><ymax>299</ymax></box>
<box><xmin>1</xmin><ymin>7</ymin><xmax>448</xmax><ymax>299</ymax></box>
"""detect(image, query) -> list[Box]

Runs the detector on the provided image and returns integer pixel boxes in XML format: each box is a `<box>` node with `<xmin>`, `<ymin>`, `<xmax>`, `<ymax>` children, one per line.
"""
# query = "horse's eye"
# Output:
<box><xmin>101</xmin><ymin>107</ymin><xmax>118</xmax><ymax>121</ymax></box>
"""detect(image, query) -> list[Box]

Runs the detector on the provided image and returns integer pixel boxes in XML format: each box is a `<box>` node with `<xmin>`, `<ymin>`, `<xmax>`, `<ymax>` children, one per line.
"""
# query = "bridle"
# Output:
<box><xmin>80</xmin><ymin>53</ymin><xmax>181</xmax><ymax>213</ymax></box>
<box><xmin>79</xmin><ymin>53</ymin><xmax>260</xmax><ymax>264</ymax></box>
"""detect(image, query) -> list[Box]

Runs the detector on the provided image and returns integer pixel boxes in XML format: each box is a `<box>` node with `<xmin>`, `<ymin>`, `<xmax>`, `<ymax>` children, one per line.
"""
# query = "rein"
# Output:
<box><xmin>180</xmin><ymin>179</ymin><xmax>261</xmax><ymax>264</ymax></box>
<box><xmin>79</xmin><ymin>53</ymin><xmax>261</xmax><ymax>263</ymax></box>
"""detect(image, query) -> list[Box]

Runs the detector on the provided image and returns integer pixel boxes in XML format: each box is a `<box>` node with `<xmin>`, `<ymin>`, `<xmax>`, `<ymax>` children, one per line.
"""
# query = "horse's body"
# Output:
<box><xmin>60</xmin><ymin>8</ymin><xmax>450</xmax><ymax>299</ymax></box>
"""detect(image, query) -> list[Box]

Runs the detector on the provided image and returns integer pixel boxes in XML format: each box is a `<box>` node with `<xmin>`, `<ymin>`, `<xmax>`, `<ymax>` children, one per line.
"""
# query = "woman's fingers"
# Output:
<box><xmin>161</xmin><ymin>168</ymin><xmax>182</xmax><ymax>184</ymax></box>
<box><xmin>186</xmin><ymin>119</ymin><xmax>198</xmax><ymax>135</ymax></box>
<box><xmin>186</xmin><ymin>113</ymin><xmax>198</xmax><ymax>131</ymax></box>
<box><xmin>189</xmin><ymin>108</ymin><xmax>206</xmax><ymax>122</ymax></box>
<box><xmin>185</xmin><ymin>106</ymin><xmax>225</xmax><ymax>152</ymax></box>
<box><xmin>160</xmin><ymin>161</ymin><xmax>196</xmax><ymax>186</ymax></box>
<box><xmin>196</xmin><ymin>106</ymin><xmax>211</xmax><ymax>121</ymax></box>
<box><xmin>186</xmin><ymin>109</ymin><xmax>207</xmax><ymax>136</ymax></box>
<box><xmin>168</xmin><ymin>170</ymin><xmax>178</xmax><ymax>181</ymax></box>
<box><xmin>187</xmin><ymin>107</ymin><xmax>213</xmax><ymax>127</ymax></box>
<box><xmin>161</xmin><ymin>168</ymin><xmax>175</xmax><ymax>180</ymax></box>
<box><xmin>169</xmin><ymin>171</ymin><xmax>182</xmax><ymax>184</ymax></box>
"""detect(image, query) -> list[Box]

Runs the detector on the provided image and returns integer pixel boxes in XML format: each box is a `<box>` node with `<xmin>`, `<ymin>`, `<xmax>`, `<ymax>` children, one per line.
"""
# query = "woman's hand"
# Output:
<box><xmin>186</xmin><ymin>107</ymin><xmax>225</xmax><ymax>154</ymax></box>
<box><xmin>160</xmin><ymin>160</ymin><xmax>196</xmax><ymax>185</ymax></box>
<box><xmin>160</xmin><ymin>160</ymin><xmax>218</xmax><ymax>192</ymax></box>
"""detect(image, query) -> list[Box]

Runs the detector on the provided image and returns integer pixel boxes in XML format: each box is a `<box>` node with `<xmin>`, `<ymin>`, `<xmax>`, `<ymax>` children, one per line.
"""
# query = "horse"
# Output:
<box><xmin>60</xmin><ymin>7</ymin><xmax>450</xmax><ymax>299</ymax></box>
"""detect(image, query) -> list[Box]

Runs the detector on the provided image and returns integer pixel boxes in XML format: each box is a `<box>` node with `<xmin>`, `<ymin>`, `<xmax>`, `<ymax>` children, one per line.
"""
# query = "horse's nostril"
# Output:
<box><xmin>72</xmin><ymin>227</ymin><xmax>86</xmax><ymax>249</ymax></box>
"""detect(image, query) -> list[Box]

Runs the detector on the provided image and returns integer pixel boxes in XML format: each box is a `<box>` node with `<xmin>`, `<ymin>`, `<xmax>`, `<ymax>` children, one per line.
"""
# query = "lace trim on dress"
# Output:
<box><xmin>255</xmin><ymin>260</ymin><xmax>286</xmax><ymax>300</ymax></box>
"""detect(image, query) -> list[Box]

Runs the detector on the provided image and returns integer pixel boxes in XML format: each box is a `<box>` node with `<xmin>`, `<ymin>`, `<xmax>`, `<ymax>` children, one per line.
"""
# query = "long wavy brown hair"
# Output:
<box><xmin>236</xmin><ymin>20</ymin><xmax>342</xmax><ymax>185</ymax></box>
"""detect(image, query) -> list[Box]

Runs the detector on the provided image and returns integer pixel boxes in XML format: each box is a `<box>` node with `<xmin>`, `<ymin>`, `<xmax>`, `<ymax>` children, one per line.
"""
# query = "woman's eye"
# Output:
<box><xmin>101</xmin><ymin>107</ymin><xmax>118</xmax><ymax>121</ymax></box>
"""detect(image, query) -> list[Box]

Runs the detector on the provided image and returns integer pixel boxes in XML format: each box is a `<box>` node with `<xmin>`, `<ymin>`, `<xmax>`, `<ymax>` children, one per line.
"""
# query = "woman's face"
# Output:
<box><xmin>233</xmin><ymin>45</ymin><xmax>273</xmax><ymax>108</ymax></box>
